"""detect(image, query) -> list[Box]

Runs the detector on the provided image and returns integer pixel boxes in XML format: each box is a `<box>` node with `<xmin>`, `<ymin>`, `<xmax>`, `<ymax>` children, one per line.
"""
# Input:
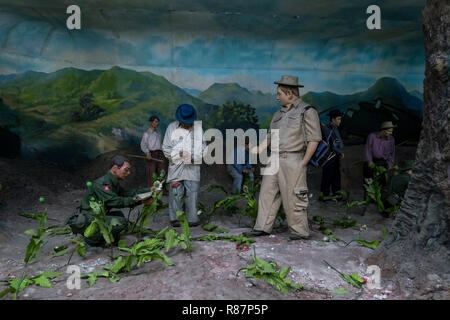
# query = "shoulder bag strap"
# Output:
<box><xmin>300</xmin><ymin>105</ymin><xmax>314</xmax><ymax>148</ymax></box>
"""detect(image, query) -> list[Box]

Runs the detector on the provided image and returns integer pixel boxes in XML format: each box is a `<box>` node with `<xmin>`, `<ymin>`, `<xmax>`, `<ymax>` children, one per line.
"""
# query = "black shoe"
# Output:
<box><xmin>380</xmin><ymin>211</ymin><xmax>391</xmax><ymax>218</ymax></box>
<box><xmin>243</xmin><ymin>230</ymin><xmax>270</xmax><ymax>237</ymax></box>
<box><xmin>188</xmin><ymin>221</ymin><xmax>201</xmax><ymax>227</ymax></box>
<box><xmin>84</xmin><ymin>242</ymin><xmax>105</xmax><ymax>253</ymax></box>
<box><xmin>170</xmin><ymin>220</ymin><xmax>180</xmax><ymax>227</ymax></box>
<box><xmin>287</xmin><ymin>233</ymin><xmax>309</xmax><ymax>241</ymax></box>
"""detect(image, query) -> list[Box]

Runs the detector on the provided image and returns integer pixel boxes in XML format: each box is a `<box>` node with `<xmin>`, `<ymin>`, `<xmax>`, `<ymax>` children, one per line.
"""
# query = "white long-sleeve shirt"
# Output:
<box><xmin>162</xmin><ymin>121</ymin><xmax>207</xmax><ymax>182</ymax></box>
<box><xmin>140</xmin><ymin>128</ymin><xmax>162</xmax><ymax>155</ymax></box>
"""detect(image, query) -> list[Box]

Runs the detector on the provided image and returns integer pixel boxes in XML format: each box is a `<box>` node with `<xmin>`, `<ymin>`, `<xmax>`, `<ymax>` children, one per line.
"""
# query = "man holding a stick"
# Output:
<box><xmin>140</xmin><ymin>115</ymin><xmax>167</xmax><ymax>187</ymax></box>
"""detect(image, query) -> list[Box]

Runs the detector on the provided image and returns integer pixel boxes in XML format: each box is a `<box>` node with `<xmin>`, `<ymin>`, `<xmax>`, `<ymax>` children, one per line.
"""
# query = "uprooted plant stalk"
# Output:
<box><xmin>237</xmin><ymin>252</ymin><xmax>304</xmax><ymax>295</ymax></box>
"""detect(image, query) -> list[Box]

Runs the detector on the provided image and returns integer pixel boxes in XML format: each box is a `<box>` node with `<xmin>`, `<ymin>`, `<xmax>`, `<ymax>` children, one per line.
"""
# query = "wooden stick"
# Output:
<box><xmin>323</xmin><ymin>260</ymin><xmax>344</xmax><ymax>276</ymax></box>
<box><xmin>127</xmin><ymin>154</ymin><xmax>164</xmax><ymax>163</ymax></box>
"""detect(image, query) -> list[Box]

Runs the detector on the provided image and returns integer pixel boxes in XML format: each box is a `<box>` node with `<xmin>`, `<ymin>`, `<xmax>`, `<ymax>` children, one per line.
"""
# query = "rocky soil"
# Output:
<box><xmin>0</xmin><ymin>145</ymin><xmax>448</xmax><ymax>300</ymax></box>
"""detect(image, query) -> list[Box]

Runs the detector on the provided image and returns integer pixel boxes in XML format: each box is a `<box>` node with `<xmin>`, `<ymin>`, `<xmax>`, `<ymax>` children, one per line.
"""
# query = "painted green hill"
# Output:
<box><xmin>0</xmin><ymin>67</ymin><xmax>215</xmax><ymax>165</ymax></box>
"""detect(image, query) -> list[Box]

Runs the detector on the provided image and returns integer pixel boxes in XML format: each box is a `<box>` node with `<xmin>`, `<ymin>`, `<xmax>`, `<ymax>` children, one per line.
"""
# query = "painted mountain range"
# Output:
<box><xmin>0</xmin><ymin>66</ymin><xmax>422</xmax><ymax>165</ymax></box>
<box><xmin>196</xmin><ymin>77</ymin><xmax>423</xmax><ymax>127</ymax></box>
<box><xmin>0</xmin><ymin>66</ymin><xmax>215</xmax><ymax>165</ymax></box>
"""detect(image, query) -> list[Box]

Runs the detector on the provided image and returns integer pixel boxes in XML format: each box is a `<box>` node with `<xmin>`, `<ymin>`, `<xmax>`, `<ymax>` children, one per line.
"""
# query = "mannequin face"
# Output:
<box><xmin>381</xmin><ymin>128</ymin><xmax>393</xmax><ymax>137</ymax></box>
<box><xmin>180</xmin><ymin>123</ymin><xmax>193</xmax><ymax>130</ymax></box>
<box><xmin>331</xmin><ymin>116</ymin><xmax>342</xmax><ymax>127</ymax></box>
<box><xmin>277</xmin><ymin>87</ymin><xmax>297</xmax><ymax>107</ymax></box>
<box><xmin>111</xmin><ymin>162</ymin><xmax>131</xmax><ymax>180</ymax></box>
<box><xmin>150</xmin><ymin>118</ymin><xmax>159</xmax><ymax>130</ymax></box>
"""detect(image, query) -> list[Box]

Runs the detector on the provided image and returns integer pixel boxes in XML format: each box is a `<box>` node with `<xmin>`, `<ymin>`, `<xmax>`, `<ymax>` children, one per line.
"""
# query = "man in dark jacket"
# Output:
<box><xmin>67</xmin><ymin>155</ymin><xmax>150</xmax><ymax>246</ymax></box>
<box><xmin>319</xmin><ymin>110</ymin><xmax>344</xmax><ymax>200</ymax></box>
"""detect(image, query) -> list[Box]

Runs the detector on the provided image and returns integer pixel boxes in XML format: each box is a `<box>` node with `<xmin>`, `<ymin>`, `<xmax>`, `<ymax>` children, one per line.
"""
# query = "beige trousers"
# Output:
<box><xmin>254</xmin><ymin>152</ymin><xmax>310</xmax><ymax>237</ymax></box>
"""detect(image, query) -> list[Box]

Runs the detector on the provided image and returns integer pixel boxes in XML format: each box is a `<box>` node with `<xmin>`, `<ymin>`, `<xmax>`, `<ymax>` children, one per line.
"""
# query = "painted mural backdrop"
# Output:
<box><xmin>0</xmin><ymin>0</ymin><xmax>425</xmax><ymax>165</ymax></box>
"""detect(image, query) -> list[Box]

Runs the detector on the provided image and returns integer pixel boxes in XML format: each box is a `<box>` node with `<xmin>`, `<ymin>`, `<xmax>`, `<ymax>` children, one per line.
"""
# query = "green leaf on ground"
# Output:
<box><xmin>333</xmin><ymin>219</ymin><xmax>358</xmax><ymax>228</ymax></box>
<box><xmin>202</xmin><ymin>224</ymin><xmax>217</xmax><ymax>232</ymax></box>
<box><xmin>381</xmin><ymin>228</ymin><xmax>388</xmax><ymax>239</ymax></box>
<box><xmin>176</xmin><ymin>211</ymin><xmax>192</xmax><ymax>252</ymax></box>
<box><xmin>20</xmin><ymin>213</ymin><xmax>45</xmax><ymax>220</ymax></box>
<box><xmin>49</xmin><ymin>228</ymin><xmax>72</xmax><ymax>235</ymax></box>
<box><xmin>202</xmin><ymin>224</ymin><xmax>229</xmax><ymax>233</ymax></box>
<box><xmin>332</xmin><ymin>288</ymin><xmax>349</xmax><ymax>295</ymax></box>
<box><xmin>322</xmin><ymin>229</ymin><xmax>339</xmax><ymax>242</ymax></box>
<box><xmin>238</xmin><ymin>256</ymin><xmax>303</xmax><ymax>295</ymax></box>
<box><xmin>81</xmin><ymin>270</ymin><xmax>111</xmax><ymax>287</ymax></box>
<box><xmin>77</xmin><ymin>242</ymin><xmax>86</xmax><ymax>258</ymax></box>
<box><xmin>24</xmin><ymin>229</ymin><xmax>38</xmax><ymax>236</ymax></box>
<box><xmin>341</xmin><ymin>273</ymin><xmax>362</xmax><ymax>289</ymax></box>
<box><xmin>194</xmin><ymin>234</ymin><xmax>255</xmax><ymax>246</ymax></box>
<box><xmin>312</xmin><ymin>216</ymin><xmax>325</xmax><ymax>225</ymax></box>
<box><xmin>164</xmin><ymin>229</ymin><xmax>179</xmax><ymax>252</ymax></box>
<box><xmin>0</xmin><ymin>270</ymin><xmax>62</xmax><ymax>299</ymax></box>
<box><xmin>104</xmin><ymin>257</ymin><xmax>127</xmax><ymax>274</ymax></box>
<box><xmin>341</xmin><ymin>271</ymin><xmax>365</xmax><ymax>289</ymax></box>
<box><xmin>84</xmin><ymin>222</ymin><xmax>98</xmax><ymax>238</ymax></box>
<box><xmin>356</xmin><ymin>237</ymin><xmax>380</xmax><ymax>249</ymax></box>
<box><xmin>52</xmin><ymin>249</ymin><xmax>68</xmax><ymax>257</ymax></box>
<box><xmin>346</xmin><ymin>200</ymin><xmax>367</xmax><ymax>209</ymax></box>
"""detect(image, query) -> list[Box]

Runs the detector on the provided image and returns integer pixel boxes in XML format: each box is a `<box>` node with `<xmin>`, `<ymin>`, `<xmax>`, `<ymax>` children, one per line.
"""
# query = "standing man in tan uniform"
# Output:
<box><xmin>244</xmin><ymin>75</ymin><xmax>322</xmax><ymax>240</ymax></box>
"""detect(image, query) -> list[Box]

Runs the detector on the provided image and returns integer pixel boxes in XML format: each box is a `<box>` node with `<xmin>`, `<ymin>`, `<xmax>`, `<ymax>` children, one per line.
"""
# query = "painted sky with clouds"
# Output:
<box><xmin>0</xmin><ymin>0</ymin><xmax>426</xmax><ymax>94</ymax></box>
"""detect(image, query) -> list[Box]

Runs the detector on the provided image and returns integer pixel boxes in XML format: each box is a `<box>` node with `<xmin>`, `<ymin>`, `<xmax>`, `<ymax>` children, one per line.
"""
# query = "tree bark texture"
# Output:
<box><xmin>371</xmin><ymin>0</ymin><xmax>449</xmax><ymax>277</ymax></box>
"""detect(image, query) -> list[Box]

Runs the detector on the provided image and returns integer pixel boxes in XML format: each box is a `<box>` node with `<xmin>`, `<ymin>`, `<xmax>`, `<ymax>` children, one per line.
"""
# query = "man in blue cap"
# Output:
<box><xmin>162</xmin><ymin>104</ymin><xmax>206</xmax><ymax>227</ymax></box>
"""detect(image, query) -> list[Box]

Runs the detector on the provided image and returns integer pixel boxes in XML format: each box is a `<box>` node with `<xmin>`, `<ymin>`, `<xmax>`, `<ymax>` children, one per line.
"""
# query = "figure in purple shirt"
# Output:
<box><xmin>363</xmin><ymin>121</ymin><xmax>397</xmax><ymax>192</ymax></box>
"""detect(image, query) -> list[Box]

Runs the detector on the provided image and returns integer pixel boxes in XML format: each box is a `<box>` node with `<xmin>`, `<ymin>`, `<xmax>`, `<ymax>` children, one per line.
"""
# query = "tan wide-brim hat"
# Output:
<box><xmin>380</xmin><ymin>121</ymin><xmax>397</xmax><ymax>130</ymax></box>
<box><xmin>274</xmin><ymin>75</ymin><xmax>304</xmax><ymax>87</ymax></box>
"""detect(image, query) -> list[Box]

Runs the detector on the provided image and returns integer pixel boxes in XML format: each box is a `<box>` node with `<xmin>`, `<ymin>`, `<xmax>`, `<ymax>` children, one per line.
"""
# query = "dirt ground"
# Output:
<box><xmin>1</xmin><ymin>145</ymin><xmax>448</xmax><ymax>300</ymax></box>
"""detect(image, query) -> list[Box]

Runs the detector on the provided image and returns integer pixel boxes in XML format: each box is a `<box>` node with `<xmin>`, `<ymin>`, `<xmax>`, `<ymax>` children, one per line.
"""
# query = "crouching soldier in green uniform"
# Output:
<box><xmin>67</xmin><ymin>155</ymin><xmax>150</xmax><ymax>246</ymax></box>
<box><xmin>381</xmin><ymin>160</ymin><xmax>414</xmax><ymax>213</ymax></box>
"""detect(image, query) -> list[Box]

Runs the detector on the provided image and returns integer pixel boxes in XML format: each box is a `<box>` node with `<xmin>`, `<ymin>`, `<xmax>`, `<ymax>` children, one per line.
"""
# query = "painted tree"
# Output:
<box><xmin>72</xmin><ymin>92</ymin><xmax>105</xmax><ymax>122</ymax></box>
<box><xmin>369</xmin><ymin>0</ymin><xmax>449</xmax><ymax>291</ymax></box>
<box><xmin>205</xmin><ymin>101</ymin><xmax>259</xmax><ymax>133</ymax></box>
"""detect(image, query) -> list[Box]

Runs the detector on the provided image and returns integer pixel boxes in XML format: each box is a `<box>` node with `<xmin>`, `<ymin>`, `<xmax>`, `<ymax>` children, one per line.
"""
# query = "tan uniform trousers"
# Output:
<box><xmin>254</xmin><ymin>152</ymin><xmax>310</xmax><ymax>237</ymax></box>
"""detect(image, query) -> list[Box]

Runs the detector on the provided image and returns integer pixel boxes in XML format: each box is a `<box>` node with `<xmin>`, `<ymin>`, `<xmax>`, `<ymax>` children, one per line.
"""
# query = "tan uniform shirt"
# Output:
<box><xmin>269</xmin><ymin>98</ymin><xmax>322</xmax><ymax>152</ymax></box>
